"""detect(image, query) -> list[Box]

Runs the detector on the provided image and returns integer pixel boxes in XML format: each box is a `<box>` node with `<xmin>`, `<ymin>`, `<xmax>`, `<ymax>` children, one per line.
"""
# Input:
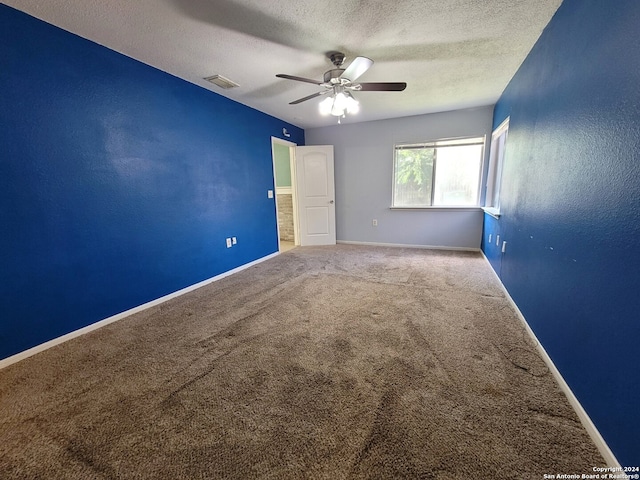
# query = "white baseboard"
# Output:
<box><xmin>0</xmin><ymin>252</ymin><xmax>279</xmax><ymax>370</ymax></box>
<box><xmin>337</xmin><ymin>240</ymin><xmax>480</xmax><ymax>252</ymax></box>
<box><xmin>480</xmin><ymin>253</ymin><xmax>621</xmax><ymax>468</ymax></box>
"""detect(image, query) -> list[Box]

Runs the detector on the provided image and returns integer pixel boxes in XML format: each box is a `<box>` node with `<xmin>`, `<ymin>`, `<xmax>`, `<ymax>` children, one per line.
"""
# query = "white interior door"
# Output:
<box><xmin>294</xmin><ymin>145</ymin><xmax>336</xmax><ymax>246</ymax></box>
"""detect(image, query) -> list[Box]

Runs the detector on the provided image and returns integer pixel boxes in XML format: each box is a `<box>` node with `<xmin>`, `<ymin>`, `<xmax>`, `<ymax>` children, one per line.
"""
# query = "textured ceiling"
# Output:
<box><xmin>3</xmin><ymin>0</ymin><xmax>562</xmax><ymax>128</ymax></box>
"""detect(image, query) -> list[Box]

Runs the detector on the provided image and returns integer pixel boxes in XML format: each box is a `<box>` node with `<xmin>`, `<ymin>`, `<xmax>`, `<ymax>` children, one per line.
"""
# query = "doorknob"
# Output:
<box><xmin>329</xmin><ymin>200</ymin><xmax>334</xmax><ymax>204</ymax></box>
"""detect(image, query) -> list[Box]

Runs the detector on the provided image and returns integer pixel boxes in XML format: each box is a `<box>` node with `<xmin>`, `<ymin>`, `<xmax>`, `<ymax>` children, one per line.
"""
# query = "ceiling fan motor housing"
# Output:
<box><xmin>329</xmin><ymin>51</ymin><xmax>346</xmax><ymax>66</ymax></box>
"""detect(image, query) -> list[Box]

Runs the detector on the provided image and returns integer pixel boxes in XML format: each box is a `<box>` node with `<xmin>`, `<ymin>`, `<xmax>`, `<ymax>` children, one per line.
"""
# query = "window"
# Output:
<box><xmin>484</xmin><ymin>118</ymin><xmax>509</xmax><ymax>215</ymax></box>
<box><xmin>392</xmin><ymin>136</ymin><xmax>485</xmax><ymax>207</ymax></box>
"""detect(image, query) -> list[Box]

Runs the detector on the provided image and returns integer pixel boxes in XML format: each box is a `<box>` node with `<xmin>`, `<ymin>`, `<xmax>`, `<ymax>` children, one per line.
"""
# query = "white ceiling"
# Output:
<box><xmin>3</xmin><ymin>0</ymin><xmax>562</xmax><ymax>129</ymax></box>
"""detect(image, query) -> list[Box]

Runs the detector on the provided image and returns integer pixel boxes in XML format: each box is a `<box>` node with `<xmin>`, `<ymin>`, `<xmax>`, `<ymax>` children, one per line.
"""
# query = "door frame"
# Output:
<box><xmin>271</xmin><ymin>137</ymin><xmax>300</xmax><ymax>249</ymax></box>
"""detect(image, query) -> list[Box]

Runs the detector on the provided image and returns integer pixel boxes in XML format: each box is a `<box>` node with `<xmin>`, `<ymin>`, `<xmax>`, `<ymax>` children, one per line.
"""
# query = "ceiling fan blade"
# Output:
<box><xmin>341</xmin><ymin>56</ymin><xmax>373</xmax><ymax>82</ymax></box>
<box><xmin>276</xmin><ymin>74</ymin><xmax>323</xmax><ymax>85</ymax></box>
<box><xmin>289</xmin><ymin>91</ymin><xmax>327</xmax><ymax>105</ymax></box>
<box><xmin>357</xmin><ymin>82</ymin><xmax>407</xmax><ymax>91</ymax></box>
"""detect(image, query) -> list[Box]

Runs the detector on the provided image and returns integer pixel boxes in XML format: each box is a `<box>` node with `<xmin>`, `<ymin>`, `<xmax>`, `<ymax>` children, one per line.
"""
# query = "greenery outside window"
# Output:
<box><xmin>392</xmin><ymin>136</ymin><xmax>485</xmax><ymax>207</ymax></box>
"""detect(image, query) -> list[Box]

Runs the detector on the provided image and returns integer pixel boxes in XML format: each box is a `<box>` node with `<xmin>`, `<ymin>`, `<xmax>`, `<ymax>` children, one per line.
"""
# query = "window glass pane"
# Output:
<box><xmin>433</xmin><ymin>144</ymin><xmax>483</xmax><ymax>206</ymax></box>
<box><xmin>393</xmin><ymin>148</ymin><xmax>434</xmax><ymax>206</ymax></box>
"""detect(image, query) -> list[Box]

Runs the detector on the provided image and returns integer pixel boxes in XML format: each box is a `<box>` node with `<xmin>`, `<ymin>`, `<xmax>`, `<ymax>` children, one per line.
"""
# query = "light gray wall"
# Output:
<box><xmin>305</xmin><ymin>107</ymin><xmax>494</xmax><ymax>249</ymax></box>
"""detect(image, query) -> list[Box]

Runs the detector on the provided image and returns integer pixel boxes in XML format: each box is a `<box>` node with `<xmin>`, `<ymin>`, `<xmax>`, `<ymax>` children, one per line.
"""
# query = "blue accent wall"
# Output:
<box><xmin>481</xmin><ymin>213</ymin><xmax>502</xmax><ymax>276</ymax></box>
<box><xmin>0</xmin><ymin>5</ymin><xmax>304</xmax><ymax>361</ymax></box>
<box><xmin>484</xmin><ymin>0</ymin><xmax>640</xmax><ymax>465</ymax></box>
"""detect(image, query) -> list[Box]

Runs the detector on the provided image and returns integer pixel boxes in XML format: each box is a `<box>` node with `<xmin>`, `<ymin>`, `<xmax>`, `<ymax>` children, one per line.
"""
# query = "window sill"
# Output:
<box><xmin>389</xmin><ymin>206</ymin><xmax>482</xmax><ymax>212</ymax></box>
<box><xmin>482</xmin><ymin>207</ymin><xmax>501</xmax><ymax>219</ymax></box>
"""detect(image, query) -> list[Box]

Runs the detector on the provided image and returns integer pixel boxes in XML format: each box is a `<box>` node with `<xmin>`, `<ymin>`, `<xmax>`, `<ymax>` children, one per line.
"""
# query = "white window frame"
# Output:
<box><xmin>391</xmin><ymin>136</ymin><xmax>486</xmax><ymax>208</ymax></box>
<box><xmin>484</xmin><ymin>117</ymin><xmax>509</xmax><ymax>217</ymax></box>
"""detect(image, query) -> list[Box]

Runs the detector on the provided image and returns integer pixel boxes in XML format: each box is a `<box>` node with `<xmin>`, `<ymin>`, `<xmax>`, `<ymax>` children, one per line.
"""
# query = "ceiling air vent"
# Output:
<box><xmin>204</xmin><ymin>74</ymin><xmax>240</xmax><ymax>89</ymax></box>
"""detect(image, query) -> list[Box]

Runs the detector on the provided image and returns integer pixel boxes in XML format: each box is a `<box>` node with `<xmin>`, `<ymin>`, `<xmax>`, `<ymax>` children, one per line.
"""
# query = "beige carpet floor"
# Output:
<box><xmin>0</xmin><ymin>245</ymin><xmax>605</xmax><ymax>479</ymax></box>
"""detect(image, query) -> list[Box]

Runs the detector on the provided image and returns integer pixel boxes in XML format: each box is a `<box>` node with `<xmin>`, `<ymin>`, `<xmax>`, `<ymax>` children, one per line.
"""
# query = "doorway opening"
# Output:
<box><xmin>271</xmin><ymin>137</ymin><xmax>299</xmax><ymax>252</ymax></box>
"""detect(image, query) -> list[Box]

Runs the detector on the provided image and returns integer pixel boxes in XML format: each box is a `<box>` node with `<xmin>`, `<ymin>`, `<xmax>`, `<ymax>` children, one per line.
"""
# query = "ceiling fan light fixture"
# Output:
<box><xmin>319</xmin><ymin>96</ymin><xmax>333</xmax><ymax>116</ymax></box>
<box><xmin>319</xmin><ymin>90</ymin><xmax>360</xmax><ymax>117</ymax></box>
<box><xmin>331</xmin><ymin>92</ymin><xmax>348</xmax><ymax>116</ymax></box>
<box><xmin>345</xmin><ymin>94</ymin><xmax>360</xmax><ymax>114</ymax></box>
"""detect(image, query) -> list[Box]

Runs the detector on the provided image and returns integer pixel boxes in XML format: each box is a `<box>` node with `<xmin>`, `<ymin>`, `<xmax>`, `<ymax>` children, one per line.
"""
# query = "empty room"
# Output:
<box><xmin>1</xmin><ymin>0</ymin><xmax>638</xmax><ymax>477</ymax></box>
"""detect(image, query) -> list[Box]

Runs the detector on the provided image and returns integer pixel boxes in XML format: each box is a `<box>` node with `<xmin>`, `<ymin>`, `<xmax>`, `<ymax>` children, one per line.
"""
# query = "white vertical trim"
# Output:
<box><xmin>271</xmin><ymin>136</ymin><xmax>298</xmax><ymax>249</ymax></box>
<box><xmin>485</xmin><ymin>117</ymin><xmax>509</xmax><ymax>211</ymax></box>
<box><xmin>0</xmin><ymin>252</ymin><xmax>279</xmax><ymax>370</ymax></box>
<box><xmin>481</xmin><ymin>252</ymin><xmax>621</xmax><ymax>468</ymax></box>
<box><xmin>289</xmin><ymin>144</ymin><xmax>301</xmax><ymax>246</ymax></box>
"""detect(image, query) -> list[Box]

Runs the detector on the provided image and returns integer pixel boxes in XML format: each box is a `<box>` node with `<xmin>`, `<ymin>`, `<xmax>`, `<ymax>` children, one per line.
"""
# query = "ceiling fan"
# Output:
<box><xmin>276</xmin><ymin>52</ymin><xmax>407</xmax><ymax>118</ymax></box>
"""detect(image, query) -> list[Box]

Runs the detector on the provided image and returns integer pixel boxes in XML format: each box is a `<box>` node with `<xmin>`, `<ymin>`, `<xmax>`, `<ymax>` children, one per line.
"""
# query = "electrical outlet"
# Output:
<box><xmin>226</xmin><ymin>238</ymin><xmax>232</xmax><ymax>248</ymax></box>
<box><xmin>267</xmin><ymin>190</ymin><xmax>274</xmax><ymax>198</ymax></box>
<box><xmin>232</xmin><ymin>237</ymin><xmax>237</xmax><ymax>245</ymax></box>
<box><xmin>372</xmin><ymin>219</ymin><xmax>378</xmax><ymax>226</ymax></box>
